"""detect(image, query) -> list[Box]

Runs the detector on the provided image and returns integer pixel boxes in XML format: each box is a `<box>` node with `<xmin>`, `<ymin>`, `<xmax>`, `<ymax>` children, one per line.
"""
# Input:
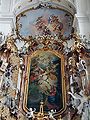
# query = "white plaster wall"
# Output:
<box><xmin>0</xmin><ymin>0</ymin><xmax>15</xmax><ymax>36</ymax></box>
<box><xmin>78</xmin><ymin>22</ymin><xmax>90</xmax><ymax>37</ymax></box>
<box><xmin>0</xmin><ymin>23</ymin><xmax>12</xmax><ymax>35</ymax></box>
<box><xmin>75</xmin><ymin>0</ymin><xmax>90</xmax><ymax>38</ymax></box>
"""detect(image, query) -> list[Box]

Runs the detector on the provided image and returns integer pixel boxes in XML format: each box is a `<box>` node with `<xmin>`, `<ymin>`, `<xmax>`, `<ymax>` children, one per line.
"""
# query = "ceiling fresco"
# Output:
<box><xmin>16</xmin><ymin>8</ymin><xmax>73</xmax><ymax>40</ymax></box>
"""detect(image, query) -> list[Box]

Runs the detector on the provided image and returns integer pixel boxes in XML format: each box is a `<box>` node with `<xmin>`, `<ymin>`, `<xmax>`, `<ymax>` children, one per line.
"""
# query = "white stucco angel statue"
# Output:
<box><xmin>26</xmin><ymin>108</ymin><xmax>36</xmax><ymax>119</ymax></box>
<box><xmin>68</xmin><ymin>91</ymin><xmax>90</xmax><ymax>120</ymax></box>
<box><xmin>48</xmin><ymin>109</ymin><xmax>56</xmax><ymax>120</ymax></box>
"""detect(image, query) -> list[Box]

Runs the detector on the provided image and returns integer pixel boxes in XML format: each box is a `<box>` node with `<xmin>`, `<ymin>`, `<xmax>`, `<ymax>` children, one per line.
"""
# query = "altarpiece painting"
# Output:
<box><xmin>23</xmin><ymin>50</ymin><xmax>66</xmax><ymax>116</ymax></box>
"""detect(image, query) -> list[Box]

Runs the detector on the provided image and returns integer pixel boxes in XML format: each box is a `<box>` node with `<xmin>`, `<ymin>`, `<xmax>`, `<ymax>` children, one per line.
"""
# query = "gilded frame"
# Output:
<box><xmin>23</xmin><ymin>49</ymin><xmax>66</xmax><ymax>116</ymax></box>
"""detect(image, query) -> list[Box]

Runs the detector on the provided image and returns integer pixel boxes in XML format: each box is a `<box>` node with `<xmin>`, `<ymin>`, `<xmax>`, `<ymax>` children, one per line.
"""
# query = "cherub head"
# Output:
<box><xmin>29</xmin><ymin>108</ymin><xmax>33</xmax><ymax>112</ymax></box>
<box><xmin>51</xmin><ymin>109</ymin><xmax>54</xmax><ymax>113</ymax></box>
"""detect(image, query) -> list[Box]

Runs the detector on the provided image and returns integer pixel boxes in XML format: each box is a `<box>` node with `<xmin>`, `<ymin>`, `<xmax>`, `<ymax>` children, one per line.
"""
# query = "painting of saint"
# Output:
<box><xmin>25</xmin><ymin>51</ymin><xmax>65</xmax><ymax>113</ymax></box>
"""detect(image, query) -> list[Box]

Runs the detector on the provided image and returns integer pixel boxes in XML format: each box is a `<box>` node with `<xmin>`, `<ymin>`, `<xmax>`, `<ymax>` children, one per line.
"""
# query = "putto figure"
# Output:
<box><xmin>48</xmin><ymin>109</ymin><xmax>56</xmax><ymax>120</ymax></box>
<box><xmin>26</xmin><ymin>108</ymin><xmax>36</xmax><ymax>120</ymax></box>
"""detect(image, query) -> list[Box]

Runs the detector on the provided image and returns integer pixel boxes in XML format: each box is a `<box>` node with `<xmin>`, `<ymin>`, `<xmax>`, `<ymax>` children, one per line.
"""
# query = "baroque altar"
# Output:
<box><xmin>0</xmin><ymin>0</ymin><xmax>90</xmax><ymax>120</ymax></box>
